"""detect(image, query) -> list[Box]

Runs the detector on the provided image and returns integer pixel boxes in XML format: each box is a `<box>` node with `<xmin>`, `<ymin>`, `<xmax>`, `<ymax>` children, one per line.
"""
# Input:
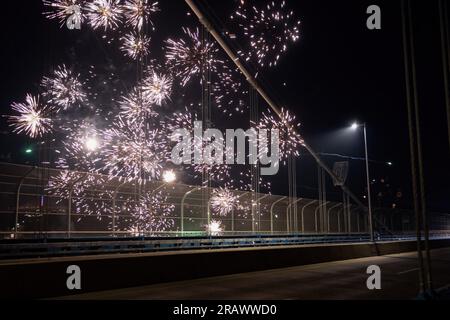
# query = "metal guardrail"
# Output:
<box><xmin>2</xmin><ymin>233</ymin><xmax>450</xmax><ymax>260</ymax></box>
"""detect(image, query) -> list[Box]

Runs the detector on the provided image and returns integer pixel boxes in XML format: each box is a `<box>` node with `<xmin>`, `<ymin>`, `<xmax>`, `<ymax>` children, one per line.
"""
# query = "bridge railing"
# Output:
<box><xmin>0</xmin><ymin>162</ymin><xmax>448</xmax><ymax>239</ymax></box>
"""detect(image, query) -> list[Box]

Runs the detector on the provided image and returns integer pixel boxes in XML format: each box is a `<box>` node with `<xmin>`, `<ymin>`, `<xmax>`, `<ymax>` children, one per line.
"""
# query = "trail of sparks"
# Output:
<box><xmin>118</xmin><ymin>88</ymin><xmax>157</xmax><ymax>123</ymax></box>
<box><xmin>9</xmin><ymin>94</ymin><xmax>52</xmax><ymax>138</ymax></box>
<box><xmin>256</xmin><ymin>108</ymin><xmax>304</xmax><ymax>162</ymax></box>
<box><xmin>102</xmin><ymin>118</ymin><xmax>168</xmax><ymax>183</ymax></box>
<box><xmin>205</xmin><ymin>220</ymin><xmax>224</xmax><ymax>236</ymax></box>
<box><xmin>56</xmin><ymin>120</ymin><xmax>102</xmax><ymax>172</ymax></box>
<box><xmin>120</xmin><ymin>32</ymin><xmax>151</xmax><ymax>59</ymax></box>
<box><xmin>165</xmin><ymin>27</ymin><xmax>224</xmax><ymax>86</ymax></box>
<box><xmin>231</xmin><ymin>0</ymin><xmax>301</xmax><ymax>68</ymax></box>
<box><xmin>86</xmin><ymin>0</ymin><xmax>123</xmax><ymax>31</ymax></box>
<box><xmin>211</xmin><ymin>188</ymin><xmax>239</xmax><ymax>216</ymax></box>
<box><xmin>122</xmin><ymin>190</ymin><xmax>175</xmax><ymax>235</ymax></box>
<box><xmin>43</xmin><ymin>0</ymin><xmax>85</xmax><ymax>28</ymax></box>
<box><xmin>41</xmin><ymin>65</ymin><xmax>87</xmax><ymax>110</ymax></box>
<box><xmin>141</xmin><ymin>70</ymin><xmax>173</xmax><ymax>106</ymax></box>
<box><xmin>122</xmin><ymin>0</ymin><xmax>160</xmax><ymax>31</ymax></box>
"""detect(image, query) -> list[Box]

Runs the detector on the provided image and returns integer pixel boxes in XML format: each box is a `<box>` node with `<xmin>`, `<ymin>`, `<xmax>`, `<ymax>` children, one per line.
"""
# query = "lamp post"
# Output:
<box><xmin>351</xmin><ymin>122</ymin><xmax>374</xmax><ymax>242</ymax></box>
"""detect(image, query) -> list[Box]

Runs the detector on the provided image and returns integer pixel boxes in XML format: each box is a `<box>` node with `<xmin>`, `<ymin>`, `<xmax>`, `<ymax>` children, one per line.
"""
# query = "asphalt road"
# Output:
<box><xmin>64</xmin><ymin>247</ymin><xmax>450</xmax><ymax>300</ymax></box>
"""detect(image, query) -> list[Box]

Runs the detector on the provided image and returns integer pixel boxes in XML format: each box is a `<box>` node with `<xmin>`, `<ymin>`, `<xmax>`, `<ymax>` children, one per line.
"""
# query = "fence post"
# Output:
<box><xmin>68</xmin><ymin>174</ymin><xmax>87</xmax><ymax>239</ymax></box>
<box><xmin>270</xmin><ymin>197</ymin><xmax>287</xmax><ymax>235</ymax></box>
<box><xmin>15</xmin><ymin>167</ymin><xmax>36</xmax><ymax>238</ymax></box>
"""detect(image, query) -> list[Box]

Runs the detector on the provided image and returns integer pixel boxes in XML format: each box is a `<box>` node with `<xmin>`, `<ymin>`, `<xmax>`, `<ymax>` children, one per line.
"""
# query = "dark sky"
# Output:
<box><xmin>0</xmin><ymin>0</ymin><xmax>449</xmax><ymax>212</ymax></box>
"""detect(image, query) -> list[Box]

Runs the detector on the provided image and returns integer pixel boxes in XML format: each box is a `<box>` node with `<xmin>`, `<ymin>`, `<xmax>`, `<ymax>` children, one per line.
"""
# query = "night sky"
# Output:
<box><xmin>0</xmin><ymin>0</ymin><xmax>449</xmax><ymax>212</ymax></box>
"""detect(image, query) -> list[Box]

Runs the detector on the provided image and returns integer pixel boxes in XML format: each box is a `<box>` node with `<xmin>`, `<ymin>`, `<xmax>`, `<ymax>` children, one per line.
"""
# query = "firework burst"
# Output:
<box><xmin>165</xmin><ymin>27</ymin><xmax>223</xmax><ymax>86</ymax></box>
<box><xmin>211</xmin><ymin>188</ymin><xmax>239</xmax><ymax>216</ymax></box>
<box><xmin>8</xmin><ymin>94</ymin><xmax>52</xmax><ymax>138</ymax></box>
<box><xmin>122</xmin><ymin>190</ymin><xmax>175</xmax><ymax>234</ymax></box>
<box><xmin>119</xmin><ymin>88</ymin><xmax>157</xmax><ymax>123</ymax></box>
<box><xmin>122</xmin><ymin>0</ymin><xmax>160</xmax><ymax>31</ymax></box>
<box><xmin>141</xmin><ymin>71</ymin><xmax>172</xmax><ymax>106</ymax></box>
<box><xmin>43</xmin><ymin>0</ymin><xmax>85</xmax><ymax>28</ymax></box>
<box><xmin>256</xmin><ymin>108</ymin><xmax>304</xmax><ymax>162</ymax></box>
<box><xmin>205</xmin><ymin>220</ymin><xmax>224</xmax><ymax>236</ymax></box>
<box><xmin>120</xmin><ymin>32</ymin><xmax>151</xmax><ymax>60</ymax></box>
<box><xmin>231</xmin><ymin>0</ymin><xmax>301</xmax><ymax>68</ymax></box>
<box><xmin>213</xmin><ymin>65</ymin><xmax>248</xmax><ymax>116</ymax></box>
<box><xmin>102</xmin><ymin>118</ymin><xmax>168</xmax><ymax>183</ymax></box>
<box><xmin>47</xmin><ymin>171</ymin><xmax>113</xmax><ymax>220</ymax></box>
<box><xmin>56</xmin><ymin>121</ymin><xmax>102</xmax><ymax>171</ymax></box>
<box><xmin>41</xmin><ymin>65</ymin><xmax>87</xmax><ymax>110</ymax></box>
<box><xmin>86</xmin><ymin>0</ymin><xmax>123</xmax><ymax>30</ymax></box>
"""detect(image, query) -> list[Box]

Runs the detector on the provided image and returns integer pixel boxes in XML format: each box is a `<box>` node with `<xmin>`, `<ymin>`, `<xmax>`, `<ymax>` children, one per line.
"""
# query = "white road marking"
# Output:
<box><xmin>397</xmin><ymin>268</ymin><xmax>419</xmax><ymax>275</ymax></box>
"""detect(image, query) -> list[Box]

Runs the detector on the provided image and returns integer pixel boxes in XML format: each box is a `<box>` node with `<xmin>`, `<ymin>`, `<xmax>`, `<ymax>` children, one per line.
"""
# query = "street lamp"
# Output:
<box><xmin>350</xmin><ymin>122</ymin><xmax>374</xmax><ymax>242</ymax></box>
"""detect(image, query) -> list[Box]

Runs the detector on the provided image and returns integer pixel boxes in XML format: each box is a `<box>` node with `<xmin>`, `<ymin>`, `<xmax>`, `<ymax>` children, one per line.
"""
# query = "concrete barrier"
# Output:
<box><xmin>1</xmin><ymin>239</ymin><xmax>449</xmax><ymax>299</ymax></box>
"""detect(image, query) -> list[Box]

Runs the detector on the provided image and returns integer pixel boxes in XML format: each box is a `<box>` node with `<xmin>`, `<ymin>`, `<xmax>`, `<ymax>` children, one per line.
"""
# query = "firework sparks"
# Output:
<box><xmin>123</xmin><ymin>190</ymin><xmax>175</xmax><ymax>235</ymax></box>
<box><xmin>86</xmin><ymin>0</ymin><xmax>123</xmax><ymax>31</ymax></box>
<box><xmin>122</xmin><ymin>0</ymin><xmax>160</xmax><ymax>31</ymax></box>
<box><xmin>120</xmin><ymin>32</ymin><xmax>151</xmax><ymax>60</ymax></box>
<box><xmin>211</xmin><ymin>188</ymin><xmax>239</xmax><ymax>216</ymax></box>
<box><xmin>47</xmin><ymin>171</ymin><xmax>113</xmax><ymax>220</ymax></box>
<box><xmin>43</xmin><ymin>0</ymin><xmax>84</xmax><ymax>28</ymax></box>
<box><xmin>41</xmin><ymin>65</ymin><xmax>87</xmax><ymax>110</ymax></box>
<box><xmin>256</xmin><ymin>108</ymin><xmax>304</xmax><ymax>162</ymax></box>
<box><xmin>141</xmin><ymin>71</ymin><xmax>172</xmax><ymax>106</ymax></box>
<box><xmin>165</xmin><ymin>27</ymin><xmax>223</xmax><ymax>86</ymax></box>
<box><xmin>231</xmin><ymin>0</ymin><xmax>301</xmax><ymax>68</ymax></box>
<box><xmin>205</xmin><ymin>220</ymin><xmax>224</xmax><ymax>236</ymax></box>
<box><xmin>8</xmin><ymin>94</ymin><xmax>52</xmax><ymax>138</ymax></box>
<box><xmin>213</xmin><ymin>65</ymin><xmax>248</xmax><ymax>116</ymax></box>
<box><xmin>102</xmin><ymin>118</ymin><xmax>168</xmax><ymax>183</ymax></box>
<box><xmin>118</xmin><ymin>88</ymin><xmax>157</xmax><ymax>123</ymax></box>
<box><xmin>56</xmin><ymin>121</ymin><xmax>102</xmax><ymax>172</ymax></box>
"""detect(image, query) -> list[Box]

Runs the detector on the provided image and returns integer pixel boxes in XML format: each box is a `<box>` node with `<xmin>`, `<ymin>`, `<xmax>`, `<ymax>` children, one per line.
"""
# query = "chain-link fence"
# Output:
<box><xmin>0</xmin><ymin>162</ymin><xmax>449</xmax><ymax>239</ymax></box>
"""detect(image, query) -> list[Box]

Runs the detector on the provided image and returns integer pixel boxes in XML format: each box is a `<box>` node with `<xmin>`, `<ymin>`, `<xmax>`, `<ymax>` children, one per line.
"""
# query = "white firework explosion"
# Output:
<box><xmin>122</xmin><ymin>190</ymin><xmax>175</xmax><ymax>235</ymax></box>
<box><xmin>213</xmin><ymin>65</ymin><xmax>248</xmax><ymax>116</ymax></box>
<box><xmin>211</xmin><ymin>188</ymin><xmax>239</xmax><ymax>216</ymax></box>
<box><xmin>46</xmin><ymin>171</ymin><xmax>113</xmax><ymax>220</ymax></box>
<box><xmin>141</xmin><ymin>71</ymin><xmax>172</xmax><ymax>106</ymax></box>
<box><xmin>118</xmin><ymin>88</ymin><xmax>157</xmax><ymax>124</ymax></box>
<box><xmin>165</xmin><ymin>27</ymin><xmax>224</xmax><ymax>86</ymax></box>
<box><xmin>43</xmin><ymin>0</ymin><xmax>85</xmax><ymax>28</ymax></box>
<box><xmin>122</xmin><ymin>0</ymin><xmax>160</xmax><ymax>31</ymax></box>
<box><xmin>231</xmin><ymin>0</ymin><xmax>301</xmax><ymax>68</ymax></box>
<box><xmin>56</xmin><ymin>121</ymin><xmax>102</xmax><ymax>172</ymax></box>
<box><xmin>205</xmin><ymin>220</ymin><xmax>224</xmax><ymax>236</ymax></box>
<box><xmin>8</xmin><ymin>94</ymin><xmax>52</xmax><ymax>138</ymax></box>
<box><xmin>256</xmin><ymin>108</ymin><xmax>304</xmax><ymax>162</ymax></box>
<box><xmin>86</xmin><ymin>0</ymin><xmax>123</xmax><ymax>30</ymax></box>
<box><xmin>41</xmin><ymin>65</ymin><xmax>87</xmax><ymax>110</ymax></box>
<box><xmin>120</xmin><ymin>32</ymin><xmax>151</xmax><ymax>60</ymax></box>
<box><xmin>102</xmin><ymin>118</ymin><xmax>168</xmax><ymax>183</ymax></box>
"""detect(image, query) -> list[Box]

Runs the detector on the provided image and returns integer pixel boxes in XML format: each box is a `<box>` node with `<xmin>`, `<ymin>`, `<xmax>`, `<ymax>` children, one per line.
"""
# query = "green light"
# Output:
<box><xmin>25</xmin><ymin>149</ymin><xmax>33</xmax><ymax>154</ymax></box>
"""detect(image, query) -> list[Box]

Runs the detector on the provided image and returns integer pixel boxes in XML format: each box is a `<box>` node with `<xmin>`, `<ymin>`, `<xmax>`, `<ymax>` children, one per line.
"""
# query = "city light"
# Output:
<box><xmin>350</xmin><ymin>122</ymin><xmax>359</xmax><ymax>131</ymax></box>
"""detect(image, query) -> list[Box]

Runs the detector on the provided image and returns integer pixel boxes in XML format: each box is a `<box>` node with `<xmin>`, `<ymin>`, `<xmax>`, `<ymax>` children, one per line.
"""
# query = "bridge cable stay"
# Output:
<box><xmin>250</xmin><ymin>87</ymin><xmax>261</xmax><ymax>233</ymax></box>
<box><xmin>401</xmin><ymin>0</ymin><xmax>433</xmax><ymax>295</ymax></box>
<box><xmin>438</xmin><ymin>0</ymin><xmax>450</xmax><ymax>151</ymax></box>
<box><xmin>200</xmin><ymin>26</ymin><xmax>213</xmax><ymax>226</ymax></box>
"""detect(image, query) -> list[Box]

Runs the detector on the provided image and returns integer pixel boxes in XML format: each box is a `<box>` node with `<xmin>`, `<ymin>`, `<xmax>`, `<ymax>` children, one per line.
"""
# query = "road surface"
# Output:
<box><xmin>62</xmin><ymin>247</ymin><xmax>450</xmax><ymax>300</ymax></box>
